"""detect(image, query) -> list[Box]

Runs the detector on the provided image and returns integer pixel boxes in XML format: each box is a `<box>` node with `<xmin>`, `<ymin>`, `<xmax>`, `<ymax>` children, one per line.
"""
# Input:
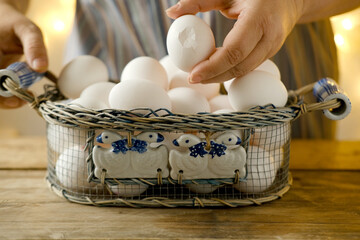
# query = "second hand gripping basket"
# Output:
<box><xmin>2</xmin><ymin>65</ymin><xmax>351</xmax><ymax>208</ymax></box>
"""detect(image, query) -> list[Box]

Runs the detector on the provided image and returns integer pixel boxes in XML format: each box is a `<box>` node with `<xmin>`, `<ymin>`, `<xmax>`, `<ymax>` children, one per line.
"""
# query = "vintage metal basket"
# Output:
<box><xmin>2</xmin><ymin>66</ymin><xmax>350</xmax><ymax>208</ymax></box>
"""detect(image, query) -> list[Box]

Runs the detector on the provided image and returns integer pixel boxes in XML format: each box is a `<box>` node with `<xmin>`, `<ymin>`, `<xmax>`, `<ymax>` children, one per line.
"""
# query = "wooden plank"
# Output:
<box><xmin>0</xmin><ymin>170</ymin><xmax>359</xmax><ymax>239</ymax></box>
<box><xmin>0</xmin><ymin>137</ymin><xmax>359</xmax><ymax>170</ymax></box>
<box><xmin>0</xmin><ymin>136</ymin><xmax>47</xmax><ymax>169</ymax></box>
<box><xmin>290</xmin><ymin>140</ymin><xmax>360</xmax><ymax>170</ymax></box>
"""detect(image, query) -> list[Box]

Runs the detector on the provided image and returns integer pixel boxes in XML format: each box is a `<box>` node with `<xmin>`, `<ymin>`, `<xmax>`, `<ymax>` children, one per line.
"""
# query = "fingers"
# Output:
<box><xmin>196</xmin><ymin>37</ymin><xmax>274</xmax><ymax>84</ymax></box>
<box><xmin>13</xmin><ymin>20</ymin><xmax>48</xmax><ymax>72</ymax></box>
<box><xmin>0</xmin><ymin>53</ymin><xmax>23</xmax><ymax>69</ymax></box>
<box><xmin>0</xmin><ymin>96</ymin><xmax>26</xmax><ymax>109</ymax></box>
<box><xmin>166</xmin><ymin>0</ymin><xmax>229</xmax><ymax>18</ymax></box>
<box><xmin>189</xmin><ymin>15</ymin><xmax>264</xmax><ymax>83</ymax></box>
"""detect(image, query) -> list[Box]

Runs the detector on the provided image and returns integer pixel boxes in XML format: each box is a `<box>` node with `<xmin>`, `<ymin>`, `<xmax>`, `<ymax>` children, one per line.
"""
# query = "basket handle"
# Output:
<box><xmin>1</xmin><ymin>63</ymin><xmax>352</xmax><ymax>121</ymax></box>
<box><xmin>289</xmin><ymin>78</ymin><xmax>351</xmax><ymax>120</ymax></box>
<box><xmin>0</xmin><ymin>62</ymin><xmax>59</xmax><ymax>113</ymax></box>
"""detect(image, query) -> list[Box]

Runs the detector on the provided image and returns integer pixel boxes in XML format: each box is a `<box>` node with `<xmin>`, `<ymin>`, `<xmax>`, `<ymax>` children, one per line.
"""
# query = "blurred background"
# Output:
<box><xmin>0</xmin><ymin>0</ymin><xmax>359</xmax><ymax>140</ymax></box>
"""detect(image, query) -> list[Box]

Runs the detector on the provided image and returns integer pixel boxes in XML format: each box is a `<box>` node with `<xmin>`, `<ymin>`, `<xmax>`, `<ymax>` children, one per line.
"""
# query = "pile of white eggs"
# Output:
<box><xmin>53</xmin><ymin>14</ymin><xmax>290</xmax><ymax>196</ymax></box>
<box><xmin>57</xmin><ymin>15</ymin><xmax>288</xmax><ymax>115</ymax></box>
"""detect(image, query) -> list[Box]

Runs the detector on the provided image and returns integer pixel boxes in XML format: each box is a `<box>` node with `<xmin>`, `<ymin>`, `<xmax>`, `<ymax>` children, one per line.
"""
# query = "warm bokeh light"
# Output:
<box><xmin>334</xmin><ymin>34</ymin><xmax>345</xmax><ymax>47</ymax></box>
<box><xmin>342</xmin><ymin>18</ymin><xmax>353</xmax><ymax>30</ymax></box>
<box><xmin>53</xmin><ymin>19</ymin><xmax>66</xmax><ymax>32</ymax></box>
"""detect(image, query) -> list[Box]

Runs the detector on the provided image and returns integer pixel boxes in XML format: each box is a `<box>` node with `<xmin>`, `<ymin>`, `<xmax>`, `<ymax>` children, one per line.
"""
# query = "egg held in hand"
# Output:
<box><xmin>167</xmin><ymin>14</ymin><xmax>215</xmax><ymax>72</ymax></box>
<box><xmin>108</xmin><ymin>79</ymin><xmax>172</xmax><ymax>114</ymax></box>
<box><xmin>228</xmin><ymin>70</ymin><xmax>288</xmax><ymax>111</ymax></box>
<box><xmin>58</xmin><ymin>55</ymin><xmax>109</xmax><ymax>99</ymax></box>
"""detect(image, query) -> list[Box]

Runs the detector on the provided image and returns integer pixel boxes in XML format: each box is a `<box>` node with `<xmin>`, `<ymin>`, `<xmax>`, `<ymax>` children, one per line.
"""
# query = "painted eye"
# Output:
<box><xmin>228</xmin><ymin>138</ymin><xmax>232</xmax><ymax>142</ymax></box>
<box><xmin>105</xmin><ymin>136</ymin><xmax>108</xmax><ymax>139</ymax></box>
<box><xmin>149</xmin><ymin>135</ymin><xmax>153</xmax><ymax>138</ymax></box>
<box><xmin>185</xmin><ymin>140</ymin><xmax>189</xmax><ymax>143</ymax></box>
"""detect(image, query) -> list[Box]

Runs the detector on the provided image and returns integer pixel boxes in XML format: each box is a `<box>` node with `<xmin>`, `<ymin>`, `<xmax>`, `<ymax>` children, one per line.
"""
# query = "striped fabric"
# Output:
<box><xmin>64</xmin><ymin>0</ymin><xmax>338</xmax><ymax>139</ymax></box>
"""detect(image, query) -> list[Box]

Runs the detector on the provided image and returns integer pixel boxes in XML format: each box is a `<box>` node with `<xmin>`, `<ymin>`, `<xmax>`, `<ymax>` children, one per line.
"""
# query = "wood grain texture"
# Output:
<box><xmin>0</xmin><ymin>136</ymin><xmax>47</xmax><ymax>169</ymax></box>
<box><xmin>0</xmin><ymin>137</ymin><xmax>359</xmax><ymax>170</ymax></box>
<box><xmin>290</xmin><ymin>140</ymin><xmax>360</xmax><ymax>170</ymax></box>
<box><xmin>0</xmin><ymin>170</ymin><xmax>359</xmax><ymax>240</ymax></box>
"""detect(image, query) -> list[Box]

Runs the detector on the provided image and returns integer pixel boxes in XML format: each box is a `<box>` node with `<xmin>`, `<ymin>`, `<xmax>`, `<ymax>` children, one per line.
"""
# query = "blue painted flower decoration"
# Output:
<box><xmin>111</xmin><ymin>139</ymin><xmax>128</xmax><ymax>154</ymax></box>
<box><xmin>209</xmin><ymin>141</ymin><xmax>227</xmax><ymax>158</ymax></box>
<box><xmin>189</xmin><ymin>142</ymin><xmax>208</xmax><ymax>158</ymax></box>
<box><xmin>129</xmin><ymin>139</ymin><xmax>148</xmax><ymax>154</ymax></box>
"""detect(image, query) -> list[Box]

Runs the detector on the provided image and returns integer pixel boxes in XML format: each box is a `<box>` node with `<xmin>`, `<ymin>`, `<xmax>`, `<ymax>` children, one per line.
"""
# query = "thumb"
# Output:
<box><xmin>13</xmin><ymin>20</ymin><xmax>48</xmax><ymax>72</ymax></box>
<box><xmin>166</xmin><ymin>0</ymin><xmax>228</xmax><ymax>19</ymax></box>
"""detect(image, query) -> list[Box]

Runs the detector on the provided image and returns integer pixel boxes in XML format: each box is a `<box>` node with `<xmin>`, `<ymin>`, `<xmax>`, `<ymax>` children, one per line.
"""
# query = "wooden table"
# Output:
<box><xmin>0</xmin><ymin>137</ymin><xmax>359</xmax><ymax>239</ymax></box>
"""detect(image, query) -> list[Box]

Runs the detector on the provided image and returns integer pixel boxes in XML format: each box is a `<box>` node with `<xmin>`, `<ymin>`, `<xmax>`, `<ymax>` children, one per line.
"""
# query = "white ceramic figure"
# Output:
<box><xmin>208</xmin><ymin>132</ymin><xmax>247</xmax><ymax>178</ymax></box>
<box><xmin>93</xmin><ymin>131</ymin><xmax>170</xmax><ymax>179</ymax></box>
<box><xmin>169</xmin><ymin>134</ymin><xmax>209</xmax><ymax>179</ymax></box>
<box><xmin>92</xmin><ymin>131</ymin><xmax>131</xmax><ymax>178</ymax></box>
<box><xmin>130</xmin><ymin>132</ymin><xmax>169</xmax><ymax>178</ymax></box>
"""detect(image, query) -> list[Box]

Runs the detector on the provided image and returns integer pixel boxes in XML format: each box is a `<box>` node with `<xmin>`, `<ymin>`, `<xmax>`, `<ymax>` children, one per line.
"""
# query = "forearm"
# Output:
<box><xmin>298</xmin><ymin>0</ymin><xmax>360</xmax><ymax>23</ymax></box>
<box><xmin>0</xmin><ymin>0</ymin><xmax>29</xmax><ymax>13</ymax></box>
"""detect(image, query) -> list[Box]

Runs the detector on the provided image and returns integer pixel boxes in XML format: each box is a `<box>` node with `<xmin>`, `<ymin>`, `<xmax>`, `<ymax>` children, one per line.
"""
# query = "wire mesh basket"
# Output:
<box><xmin>1</xmin><ymin>65</ymin><xmax>350</xmax><ymax>208</ymax></box>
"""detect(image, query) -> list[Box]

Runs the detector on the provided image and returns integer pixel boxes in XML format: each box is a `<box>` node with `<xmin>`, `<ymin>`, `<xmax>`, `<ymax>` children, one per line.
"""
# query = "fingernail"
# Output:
<box><xmin>189</xmin><ymin>75</ymin><xmax>202</xmax><ymax>84</ymax></box>
<box><xmin>32</xmin><ymin>58</ymin><xmax>48</xmax><ymax>72</ymax></box>
<box><xmin>166</xmin><ymin>2</ymin><xmax>181</xmax><ymax>13</ymax></box>
<box><xmin>4</xmin><ymin>97</ymin><xmax>21</xmax><ymax>108</ymax></box>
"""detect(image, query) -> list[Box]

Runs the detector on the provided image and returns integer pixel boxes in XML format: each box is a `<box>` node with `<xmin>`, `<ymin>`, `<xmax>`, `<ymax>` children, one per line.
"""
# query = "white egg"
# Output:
<box><xmin>121</xmin><ymin>56</ymin><xmax>168</xmax><ymax>90</ymax></box>
<box><xmin>47</xmin><ymin>124</ymin><xmax>90</xmax><ymax>154</ymax></box>
<box><xmin>209</xmin><ymin>95</ymin><xmax>233</xmax><ymax>112</ymax></box>
<box><xmin>228</xmin><ymin>70</ymin><xmax>288</xmax><ymax>111</ymax></box>
<box><xmin>56</xmin><ymin>145</ymin><xmax>97</xmax><ymax>191</ymax></box>
<box><xmin>109</xmin><ymin>184</ymin><xmax>148</xmax><ymax>197</ymax></box>
<box><xmin>212</xmin><ymin>109</ymin><xmax>234</xmax><ymax>114</ymax></box>
<box><xmin>166</xmin><ymin>14</ymin><xmax>215</xmax><ymax>72</ymax></box>
<box><xmin>223</xmin><ymin>78</ymin><xmax>235</xmax><ymax>92</ymax></box>
<box><xmin>250</xmin><ymin>122</ymin><xmax>291</xmax><ymax>150</ymax></box>
<box><xmin>70</xmin><ymin>97</ymin><xmax>109</xmax><ymax>110</ymax></box>
<box><xmin>169</xmin><ymin>71</ymin><xmax>220</xmax><ymax>100</ymax></box>
<box><xmin>255</xmin><ymin>59</ymin><xmax>281</xmax><ymax>80</ymax></box>
<box><xmin>271</xmin><ymin>147</ymin><xmax>285</xmax><ymax>171</ymax></box>
<box><xmin>233</xmin><ymin>146</ymin><xmax>276</xmax><ymax>193</ymax></box>
<box><xmin>159</xmin><ymin>55</ymin><xmax>181</xmax><ymax>82</ymax></box>
<box><xmin>80</xmin><ymin>82</ymin><xmax>116</xmax><ymax>107</ymax></box>
<box><xmin>58</xmin><ymin>55</ymin><xmax>109</xmax><ymax>99</ymax></box>
<box><xmin>186</xmin><ymin>184</ymin><xmax>219</xmax><ymax>194</ymax></box>
<box><xmin>108</xmin><ymin>79</ymin><xmax>172</xmax><ymax>114</ymax></box>
<box><xmin>168</xmin><ymin>87</ymin><xmax>210</xmax><ymax>114</ymax></box>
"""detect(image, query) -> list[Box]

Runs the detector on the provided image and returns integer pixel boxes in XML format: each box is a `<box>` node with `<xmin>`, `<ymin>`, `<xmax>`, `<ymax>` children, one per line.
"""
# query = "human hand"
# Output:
<box><xmin>0</xmin><ymin>2</ymin><xmax>48</xmax><ymax>72</ymax></box>
<box><xmin>0</xmin><ymin>96</ymin><xmax>26</xmax><ymax>109</ymax></box>
<box><xmin>0</xmin><ymin>1</ymin><xmax>47</xmax><ymax>109</ymax></box>
<box><xmin>166</xmin><ymin>0</ymin><xmax>304</xmax><ymax>84</ymax></box>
